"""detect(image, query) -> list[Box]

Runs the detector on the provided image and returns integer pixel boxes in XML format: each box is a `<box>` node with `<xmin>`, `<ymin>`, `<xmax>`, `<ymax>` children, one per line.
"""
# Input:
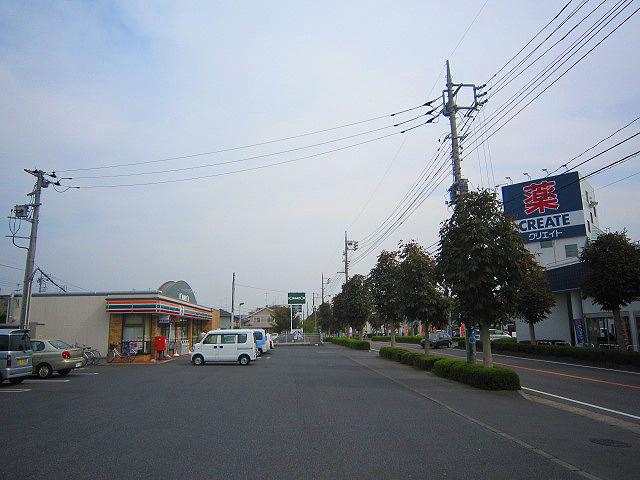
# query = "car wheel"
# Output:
<box><xmin>238</xmin><ymin>355</ymin><xmax>250</xmax><ymax>366</ymax></box>
<box><xmin>9</xmin><ymin>377</ymin><xmax>25</xmax><ymax>385</ymax></box>
<box><xmin>36</xmin><ymin>363</ymin><xmax>53</xmax><ymax>379</ymax></box>
<box><xmin>57</xmin><ymin>369</ymin><xmax>72</xmax><ymax>376</ymax></box>
<box><xmin>192</xmin><ymin>354</ymin><xmax>204</xmax><ymax>366</ymax></box>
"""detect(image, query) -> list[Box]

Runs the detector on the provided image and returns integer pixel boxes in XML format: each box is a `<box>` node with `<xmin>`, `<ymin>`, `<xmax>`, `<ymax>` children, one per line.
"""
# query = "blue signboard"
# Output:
<box><xmin>574</xmin><ymin>318</ymin><xmax>586</xmax><ymax>345</ymax></box>
<box><xmin>501</xmin><ymin>171</ymin><xmax>586</xmax><ymax>242</ymax></box>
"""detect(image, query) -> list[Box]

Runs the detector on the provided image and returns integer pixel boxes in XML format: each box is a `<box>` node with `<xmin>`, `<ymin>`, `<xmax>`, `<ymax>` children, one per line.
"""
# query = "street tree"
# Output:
<box><xmin>368</xmin><ymin>250</ymin><xmax>403</xmax><ymax>346</ymax></box>
<box><xmin>316</xmin><ymin>302</ymin><xmax>335</xmax><ymax>334</ymax></box>
<box><xmin>271</xmin><ymin>306</ymin><xmax>299</xmax><ymax>334</ymax></box>
<box><xmin>580</xmin><ymin>231</ymin><xmax>640</xmax><ymax>348</ymax></box>
<box><xmin>514</xmin><ymin>254</ymin><xmax>555</xmax><ymax>344</ymax></box>
<box><xmin>331</xmin><ymin>291</ymin><xmax>349</xmax><ymax>335</ymax></box>
<box><xmin>340</xmin><ymin>274</ymin><xmax>372</xmax><ymax>338</ymax></box>
<box><xmin>438</xmin><ymin>190</ymin><xmax>529</xmax><ymax>367</ymax></box>
<box><xmin>398</xmin><ymin>240</ymin><xmax>449</xmax><ymax>354</ymax></box>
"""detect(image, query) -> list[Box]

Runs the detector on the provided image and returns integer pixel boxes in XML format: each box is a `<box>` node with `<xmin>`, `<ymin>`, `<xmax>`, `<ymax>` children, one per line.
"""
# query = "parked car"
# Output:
<box><xmin>252</xmin><ymin>329</ymin><xmax>268</xmax><ymax>356</ymax></box>
<box><xmin>489</xmin><ymin>329</ymin><xmax>512</xmax><ymax>341</ymax></box>
<box><xmin>420</xmin><ymin>332</ymin><xmax>452</xmax><ymax>349</ymax></box>
<box><xmin>0</xmin><ymin>327</ymin><xmax>33</xmax><ymax>385</ymax></box>
<box><xmin>191</xmin><ymin>329</ymin><xmax>257</xmax><ymax>366</ymax></box>
<box><xmin>30</xmin><ymin>339</ymin><xmax>84</xmax><ymax>378</ymax></box>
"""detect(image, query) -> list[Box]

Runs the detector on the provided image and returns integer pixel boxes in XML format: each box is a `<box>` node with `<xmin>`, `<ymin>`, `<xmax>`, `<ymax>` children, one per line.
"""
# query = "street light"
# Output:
<box><xmin>238</xmin><ymin>302</ymin><xmax>245</xmax><ymax>328</ymax></box>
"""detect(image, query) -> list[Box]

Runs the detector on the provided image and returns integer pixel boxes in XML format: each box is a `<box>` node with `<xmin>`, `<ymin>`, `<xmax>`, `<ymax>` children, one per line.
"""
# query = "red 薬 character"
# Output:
<box><xmin>523</xmin><ymin>180</ymin><xmax>559</xmax><ymax>215</ymax></box>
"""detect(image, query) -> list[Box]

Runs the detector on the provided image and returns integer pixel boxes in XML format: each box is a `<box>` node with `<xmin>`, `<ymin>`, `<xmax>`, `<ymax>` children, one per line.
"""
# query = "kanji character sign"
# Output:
<box><xmin>523</xmin><ymin>180</ymin><xmax>559</xmax><ymax>215</ymax></box>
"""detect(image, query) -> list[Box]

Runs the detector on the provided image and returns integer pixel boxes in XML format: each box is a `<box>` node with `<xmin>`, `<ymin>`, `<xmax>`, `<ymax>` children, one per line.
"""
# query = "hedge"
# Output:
<box><xmin>491</xmin><ymin>341</ymin><xmax>640</xmax><ymax>368</ymax></box>
<box><xmin>379</xmin><ymin>346</ymin><xmax>520</xmax><ymax>390</ymax></box>
<box><xmin>371</xmin><ymin>336</ymin><xmax>423</xmax><ymax>344</ymax></box>
<box><xmin>324</xmin><ymin>336</ymin><xmax>370</xmax><ymax>350</ymax></box>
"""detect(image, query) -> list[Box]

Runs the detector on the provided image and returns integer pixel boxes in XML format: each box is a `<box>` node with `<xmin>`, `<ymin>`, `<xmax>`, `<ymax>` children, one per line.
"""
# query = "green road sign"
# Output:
<box><xmin>288</xmin><ymin>292</ymin><xmax>306</xmax><ymax>304</ymax></box>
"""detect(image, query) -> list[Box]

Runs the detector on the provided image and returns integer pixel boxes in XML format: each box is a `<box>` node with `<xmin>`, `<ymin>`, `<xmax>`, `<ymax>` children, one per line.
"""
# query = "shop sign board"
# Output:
<box><xmin>574</xmin><ymin>318</ymin><xmax>587</xmax><ymax>345</ymax></box>
<box><xmin>158</xmin><ymin>314</ymin><xmax>171</xmax><ymax>324</ymax></box>
<box><xmin>291</xmin><ymin>304</ymin><xmax>303</xmax><ymax>313</ymax></box>
<box><xmin>501</xmin><ymin>171</ymin><xmax>586</xmax><ymax>243</ymax></box>
<box><xmin>288</xmin><ymin>292</ymin><xmax>306</xmax><ymax>304</ymax></box>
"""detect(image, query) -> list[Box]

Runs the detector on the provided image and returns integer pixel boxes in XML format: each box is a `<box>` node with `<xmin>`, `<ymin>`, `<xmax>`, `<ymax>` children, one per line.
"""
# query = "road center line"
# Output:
<box><xmin>522</xmin><ymin>387</ymin><xmax>640</xmax><ymax>420</ymax></box>
<box><xmin>371</xmin><ymin>341</ymin><xmax>640</xmax><ymax>375</ymax></box>
<box><xmin>388</xmin><ymin>349</ymin><xmax>640</xmax><ymax>389</ymax></box>
<box><xmin>0</xmin><ymin>388</ymin><xmax>31</xmax><ymax>392</ymax></box>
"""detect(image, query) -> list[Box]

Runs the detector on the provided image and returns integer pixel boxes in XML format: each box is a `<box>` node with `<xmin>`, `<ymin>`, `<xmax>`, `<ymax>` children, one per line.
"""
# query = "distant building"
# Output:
<box><xmin>244</xmin><ymin>307</ymin><xmax>275</xmax><ymax>330</ymax></box>
<box><xmin>501</xmin><ymin>171</ymin><xmax>639</xmax><ymax>350</ymax></box>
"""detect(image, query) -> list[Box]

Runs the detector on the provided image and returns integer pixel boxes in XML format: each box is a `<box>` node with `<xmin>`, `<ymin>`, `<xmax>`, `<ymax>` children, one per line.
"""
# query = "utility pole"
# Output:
<box><xmin>231</xmin><ymin>272</ymin><xmax>236</xmax><ymax>328</ymax></box>
<box><xmin>342</xmin><ymin>232</ymin><xmax>359</xmax><ymax>285</ymax></box>
<box><xmin>17</xmin><ymin>170</ymin><xmax>49</xmax><ymax>329</ymax></box>
<box><xmin>442</xmin><ymin>60</ymin><xmax>485</xmax><ymax>362</ymax></box>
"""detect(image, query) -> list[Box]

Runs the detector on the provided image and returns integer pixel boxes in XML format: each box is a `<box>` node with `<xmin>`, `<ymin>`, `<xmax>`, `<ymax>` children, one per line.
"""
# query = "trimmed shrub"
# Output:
<box><xmin>371</xmin><ymin>335</ymin><xmax>424</xmax><ymax>344</ymax></box>
<box><xmin>325</xmin><ymin>336</ymin><xmax>370</xmax><ymax>351</ymax></box>
<box><xmin>492</xmin><ymin>341</ymin><xmax>640</xmax><ymax>368</ymax></box>
<box><xmin>432</xmin><ymin>359</ymin><xmax>520</xmax><ymax>390</ymax></box>
<box><xmin>379</xmin><ymin>346</ymin><xmax>520</xmax><ymax>390</ymax></box>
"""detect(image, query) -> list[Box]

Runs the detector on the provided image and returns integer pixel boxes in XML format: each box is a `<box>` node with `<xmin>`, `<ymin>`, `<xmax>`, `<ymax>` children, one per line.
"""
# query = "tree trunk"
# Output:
<box><xmin>480</xmin><ymin>326</ymin><xmax>493</xmax><ymax>368</ymax></box>
<box><xmin>528</xmin><ymin>321</ymin><xmax>536</xmax><ymax>344</ymax></box>
<box><xmin>424</xmin><ymin>321</ymin><xmax>431</xmax><ymax>354</ymax></box>
<box><xmin>613</xmin><ymin>305</ymin><xmax>630</xmax><ymax>349</ymax></box>
<box><xmin>389</xmin><ymin>323</ymin><xmax>396</xmax><ymax>346</ymax></box>
<box><xmin>465</xmin><ymin>325</ymin><xmax>476</xmax><ymax>364</ymax></box>
<box><xmin>359</xmin><ymin>330</ymin><xmax>365</xmax><ymax>340</ymax></box>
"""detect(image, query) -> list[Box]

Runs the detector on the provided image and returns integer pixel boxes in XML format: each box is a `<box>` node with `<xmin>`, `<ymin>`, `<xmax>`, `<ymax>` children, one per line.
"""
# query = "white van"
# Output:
<box><xmin>191</xmin><ymin>330</ymin><xmax>257</xmax><ymax>366</ymax></box>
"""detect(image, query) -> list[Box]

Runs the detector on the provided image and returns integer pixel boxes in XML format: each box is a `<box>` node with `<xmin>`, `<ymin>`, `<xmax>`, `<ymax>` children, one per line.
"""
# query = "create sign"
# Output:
<box><xmin>501</xmin><ymin>171</ymin><xmax>586</xmax><ymax>243</ymax></box>
<box><xmin>288</xmin><ymin>292</ymin><xmax>306</xmax><ymax>305</ymax></box>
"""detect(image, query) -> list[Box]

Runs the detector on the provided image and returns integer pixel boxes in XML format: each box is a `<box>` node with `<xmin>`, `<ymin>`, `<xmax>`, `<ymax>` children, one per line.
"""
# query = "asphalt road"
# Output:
<box><xmin>1</xmin><ymin>346</ymin><xmax>638</xmax><ymax>479</ymax></box>
<box><xmin>371</xmin><ymin>340</ymin><xmax>640</xmax><ymax>423</ymax></box>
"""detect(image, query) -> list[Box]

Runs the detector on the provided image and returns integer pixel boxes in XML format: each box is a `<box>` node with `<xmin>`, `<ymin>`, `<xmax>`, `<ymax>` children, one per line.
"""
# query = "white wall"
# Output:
<box><xmin>515</xmin><ymin>292</ymin><xmax>572</xmax><ymax>342</ymax></box>
<box><xmin>14</xmin><ymin>295</ymin><xmax>110</xmax><ymax>351</ymax></box>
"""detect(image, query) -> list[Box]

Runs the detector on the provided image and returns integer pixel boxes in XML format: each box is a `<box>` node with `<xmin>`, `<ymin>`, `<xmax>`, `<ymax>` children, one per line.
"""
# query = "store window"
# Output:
<box><xmin>565</xmin><ymin>244</ymin><xmax>579</xmax><ymax>258</ymax></box>
<box><xmin>540</xmin><ymin>240</ymin><xmax>553</xmax><ymax>248</ymax></box>
<box><xmin>123</xmin><ymin>315</ymin><xmax>146</xmax><ymax>353</ymax></box>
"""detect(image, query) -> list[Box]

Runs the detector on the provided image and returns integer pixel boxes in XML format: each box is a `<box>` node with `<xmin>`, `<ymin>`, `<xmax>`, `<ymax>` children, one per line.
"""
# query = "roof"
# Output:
<box><xmin>546</xmin><ymin>262</ymin><xmax>589</xmax><ymax>292</ymax></box>
<box><xmin>247</xmin><ymin>307</ymin><xmax>274</xmax><ymax>318</ymax></box>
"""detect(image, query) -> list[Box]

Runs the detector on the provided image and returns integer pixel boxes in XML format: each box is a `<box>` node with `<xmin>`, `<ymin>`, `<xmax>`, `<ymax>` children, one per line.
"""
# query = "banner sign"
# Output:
<box><xmin>574</xmin><ymin>318</ymin><xmax>587</xmax><ymax>345</ymax></box>
<box><xmin>288</xmin><ymin>292</ymin><xmax>306</xmax><ymax>305</ymax></box>
<box><xmin>501</xmin><ymin>171</ymin><xmax>586</xmax><ymax>243</ymax></box>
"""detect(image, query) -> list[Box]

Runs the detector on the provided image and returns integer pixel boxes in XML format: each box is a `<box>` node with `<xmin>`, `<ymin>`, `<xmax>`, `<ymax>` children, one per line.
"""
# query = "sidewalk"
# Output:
<box><xmin>328</xmin><ymin>344</ymin><xmax>640</xmax><ymax>480</ymax></box>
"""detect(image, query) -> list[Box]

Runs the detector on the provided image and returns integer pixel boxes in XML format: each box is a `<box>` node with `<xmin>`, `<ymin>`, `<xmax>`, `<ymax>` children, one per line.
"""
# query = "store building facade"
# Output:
<box><xmin>1</xmin><ymin>280</ymin><xmax>220</xmax><ymax>360</ymax></box>
<box><xmin>502</xmin><ymin>171</ymin><xmax>640</xmax><ymax>351</ymax></box>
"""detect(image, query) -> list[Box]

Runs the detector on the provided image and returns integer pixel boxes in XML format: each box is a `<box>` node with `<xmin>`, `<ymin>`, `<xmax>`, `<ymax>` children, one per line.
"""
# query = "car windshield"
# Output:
<box><xmin>9</xmin><ymin>333</ymin><xmax>31</xmax><ymax>351</ymax></box>
<box><xmin>49</xmin><ymin>339</ymin><xmax>71</xmax><ymax>349</ymax></box>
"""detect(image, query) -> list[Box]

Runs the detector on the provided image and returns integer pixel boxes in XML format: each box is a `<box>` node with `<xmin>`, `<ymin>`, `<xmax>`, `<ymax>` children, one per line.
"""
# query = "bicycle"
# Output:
<box><xmin>73</xmin><ymin>344</ymin><xmax>103</xmax><ymax>366</ymax></box>
<box><xmin>106</xmin><ymin>346</ymin><xmax>137</xmax><ymax>363</ymax></box>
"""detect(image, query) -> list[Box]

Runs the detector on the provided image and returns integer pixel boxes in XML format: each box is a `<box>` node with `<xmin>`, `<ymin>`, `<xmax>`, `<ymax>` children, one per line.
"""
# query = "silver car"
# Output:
<box><xmin>0</xmin><ymin>327</ymin><xmax>33</xmax><ymax>385</ymax></box>
<box><xmin>30</xmin><ymin>339</ymin><xmax>84</xmax><ymax>378</ymax></box>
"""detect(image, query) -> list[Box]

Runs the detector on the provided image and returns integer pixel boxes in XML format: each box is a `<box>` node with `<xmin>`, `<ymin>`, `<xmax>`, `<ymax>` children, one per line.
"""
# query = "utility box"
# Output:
<box><xmin>154</xmin><ymin>335</ymin><xmax>167</xmax><ymax>351</ymax></box>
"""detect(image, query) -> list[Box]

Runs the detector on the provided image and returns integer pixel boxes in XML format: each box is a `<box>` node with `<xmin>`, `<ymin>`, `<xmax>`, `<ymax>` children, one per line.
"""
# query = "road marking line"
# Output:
<box><xmin>73</xmin><ymin>372</ymin><xmax>100</xmax><ymax>375</ymax></box>
<box><xmin>23</xmin><ymin>379</ymin><xmax>71</xmax><ymax>383</ymax></box>
<box><xmin>495</xmin><ymin>361</ymin><xmax>640</xmax><ymax>389</ymax></box>
<box><xmin>0</xmin><ymin>388</ymin><xmax>31</xmax><ymax>392</ymax></box>
<box><xmin>392</xmin><ymin>349</ymin><xmax>640</xmax><ymax>389</ymax></box>
<box><xmin>522</xmin><ymin>387</ymin><xmax>640</xmax><ymax>421</ymax></box>
<box><xmin>371</xmin><ymin>341</ymin><xmax>640</xmax><ymax>375</ymax></box>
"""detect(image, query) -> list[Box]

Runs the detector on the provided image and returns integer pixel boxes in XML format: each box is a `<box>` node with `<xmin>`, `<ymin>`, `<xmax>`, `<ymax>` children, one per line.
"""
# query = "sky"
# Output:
<box><xmin>1</xmin><ymin>1</ymin><xmax>639</xmax><ymax>313</ymax></box>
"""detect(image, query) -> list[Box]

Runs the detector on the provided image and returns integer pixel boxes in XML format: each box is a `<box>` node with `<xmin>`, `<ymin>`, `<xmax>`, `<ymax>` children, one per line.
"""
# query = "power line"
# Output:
<box><xmin>547</xmin><ymin>114</ymin><xmax>640</xmax><ymax>175</ymax></box>
<box><xmin>596</xmin><ymin>169</ymin><xmax>640</xmax><ymax>189</ymax></box>
<box><xmin>70</xmin><ymin>117</ymin><xmax>437</xmax><ymax>180</ymax></box>
<box><xmin>57</xmin><ymin>101</ymin><xmax>436</xmax><ymax>173</ymax></box>
<box><xmin>235</xmin><ymin>283</ymin><xmax>288</xmax><ymax>294</ymax></box>
<box><xmin>65</xmin><ymin>115</ymin><xmax>442</xmax><ymax>189</ymax></box>
<box><xmin>463</xmin><ymin>0</ymin><xmax>632</xmax><ymax>153</ymax></box>
<box><xmin>462</xmin><ymin>3</ymin><xmax>640</xmax><ymax>160</ymax></box>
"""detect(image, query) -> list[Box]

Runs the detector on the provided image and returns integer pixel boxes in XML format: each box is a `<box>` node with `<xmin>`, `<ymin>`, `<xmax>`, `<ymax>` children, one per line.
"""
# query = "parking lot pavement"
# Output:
<box><xmin>0</xmin><ymin>347</ymin><xmax>633</xmax><ymax>479</ymax></box>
